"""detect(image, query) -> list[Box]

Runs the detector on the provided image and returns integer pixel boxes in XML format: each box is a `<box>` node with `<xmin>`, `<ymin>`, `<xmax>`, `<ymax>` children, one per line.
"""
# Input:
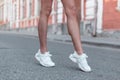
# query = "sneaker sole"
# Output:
<box><xmin>69</xmin><ymin>54</ymin><xmax>91</xmax><ymax>72</ymax></box>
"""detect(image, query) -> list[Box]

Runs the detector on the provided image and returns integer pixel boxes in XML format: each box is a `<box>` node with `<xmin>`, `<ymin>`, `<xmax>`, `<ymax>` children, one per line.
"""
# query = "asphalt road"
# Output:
<box><xmin>0</xmin><ymin>32</ymin><xmax>120</xmax><ymax>80</ymax></box>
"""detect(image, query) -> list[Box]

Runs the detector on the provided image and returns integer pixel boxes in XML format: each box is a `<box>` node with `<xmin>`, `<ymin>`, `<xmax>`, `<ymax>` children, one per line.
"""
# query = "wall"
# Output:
<box><xmin>103</xmin><ymin>0</ymin><xmax>120</xmax><ymax>30</ymax></box>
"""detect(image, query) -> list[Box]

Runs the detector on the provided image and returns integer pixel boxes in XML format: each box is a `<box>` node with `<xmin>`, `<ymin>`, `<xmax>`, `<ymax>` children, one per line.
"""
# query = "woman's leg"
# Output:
<box><xmin>61</xmin><ymin>0</ymin><xmax>83</xmax><ymax>55</ymax></box>
<box><xmin>35</xmin><ymin>0</ymin><xmax>55</xmax><ymax>67</ymax></box>
<box><xmin>38</xmin><ymin>0</ymin><xmax>53</xmax><ymax>53</ymax></box>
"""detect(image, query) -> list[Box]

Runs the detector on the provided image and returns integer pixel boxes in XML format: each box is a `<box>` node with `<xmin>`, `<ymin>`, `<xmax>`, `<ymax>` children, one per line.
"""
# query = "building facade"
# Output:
<box><xmin>83</xmin><ymin>0</ymin><xmax>120</xmax><ymax>33</ymax></box>
<box><xmin>0</xmin><ymin>0</ymin><xmax>4</xmax><ymax>26</ymax></box>
<box><xmin>103</xmin><ymin>0</ymin><xmax>120</xmax><ymax>31</ymax></box>
<box><xmin>0</xmin><ymin>0</ymin><xmax>120</xmax><ymax>34</ymax></box>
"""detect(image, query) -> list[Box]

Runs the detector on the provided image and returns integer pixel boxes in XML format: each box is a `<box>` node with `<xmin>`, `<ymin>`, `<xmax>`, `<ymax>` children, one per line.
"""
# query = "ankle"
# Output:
<box><xmin>40</xmin><ymin>48</ymin><xmax>48</xmax><ymax>54</ymax></box>
<box><xmin>75</xmin><ymin>51</ymin><xmax>83</xmax><ymax>55</ymax></box>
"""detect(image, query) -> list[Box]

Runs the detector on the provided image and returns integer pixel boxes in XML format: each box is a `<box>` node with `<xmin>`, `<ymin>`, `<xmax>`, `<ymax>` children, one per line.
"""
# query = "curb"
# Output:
<box><xmin>47</xmin><ymin>36</ymin><xmax>120</xmax><ymax>49</ymax></box>
<box><xmin>81</xmin><ymin>40</ymin><xmax>120</xmax><ymax>49</ymax></box>
<box><xmin>1</xmin><ymin>31</ymin><xmax>120</xmax><ymax>49</ymax></box>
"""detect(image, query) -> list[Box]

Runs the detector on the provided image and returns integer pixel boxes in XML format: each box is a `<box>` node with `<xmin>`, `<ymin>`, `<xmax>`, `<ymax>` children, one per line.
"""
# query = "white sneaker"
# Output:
<box><xmin>35</xmin><ymin>49</ymin><xmax>55</xmax><ymax>67</ymax></box>
<box><xmin>69</xmin><ymin>51</ymin><xmax>92</xmax><ymax>72</ymax></box>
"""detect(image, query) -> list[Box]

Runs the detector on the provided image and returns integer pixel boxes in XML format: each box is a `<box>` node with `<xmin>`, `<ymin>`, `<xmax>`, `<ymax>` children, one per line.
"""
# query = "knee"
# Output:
<box><xmin>40</xmin><ymin>7</ymin><xmax>52</xmax><ymax>16</ymax></box>
<box><xmin>65</xmin><ymin>6</ymin><xmax>80</xmax><ymax>17</ymax></box>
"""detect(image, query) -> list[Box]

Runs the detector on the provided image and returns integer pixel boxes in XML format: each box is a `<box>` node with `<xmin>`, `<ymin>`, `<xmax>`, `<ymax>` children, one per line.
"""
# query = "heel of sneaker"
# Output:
<box><xmin>35</xmin><ymin>53</ymin><xmax>40</xmax><ymax>62</ymax></box>
<box><xmin>69</xmin><ymin>54</ymin><xmax>77</xmax><ymax>63</ymax></box>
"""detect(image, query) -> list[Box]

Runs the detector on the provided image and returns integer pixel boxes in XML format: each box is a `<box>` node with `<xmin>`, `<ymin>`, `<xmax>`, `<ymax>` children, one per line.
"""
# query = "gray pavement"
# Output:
<box><xmin>1</xmin><ymin>30</ymin><xmax>120</xmax><ymax>49</ymax></box>
<box><xmin>0</xmin><ymin>32</ymin><xmax>120</xmax><ymax>80</ymax></box>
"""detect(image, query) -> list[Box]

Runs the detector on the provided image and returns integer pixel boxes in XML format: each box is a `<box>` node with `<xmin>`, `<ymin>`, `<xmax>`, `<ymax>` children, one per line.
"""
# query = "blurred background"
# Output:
<box><xmin>0</xmin><ymin>0</ymin><xmax>120</xmax><ymax>37</ymax></box>
<box><xmin>0</xmin><ymin>0</ymin><xmax>120</xmax><ymax>80</ymax></box>
<box><xmin>0</xmin><ymin>0</ymin><xmax>120</xmax><ymax>35</ymax></box>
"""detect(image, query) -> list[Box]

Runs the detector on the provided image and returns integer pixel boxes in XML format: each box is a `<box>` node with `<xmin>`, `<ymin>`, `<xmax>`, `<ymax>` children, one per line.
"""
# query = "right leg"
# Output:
<box><xmin>38</xmin><ymin>0</ymin><xmax>53</xmax><ymax>53</ymax></box>
<box><xmin>61</xmin><ymin>0</ymin><xmax>91</xmax><ymax>72</ymax></box>
<box><xmin>35</xmin><ymin>0</ymin><xmax>55</xmax><ymax>67</ymax></box>
<box><xmin>61</xmin><ymin>0</ymin><xmax>83</xmax><ymax>55</ymax></box>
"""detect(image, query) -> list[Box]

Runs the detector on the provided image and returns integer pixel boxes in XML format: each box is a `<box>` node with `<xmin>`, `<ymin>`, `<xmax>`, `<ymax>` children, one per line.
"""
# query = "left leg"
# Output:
<box><xmin>61</xmin><ymin>0</ymin><xmax>83</xmax><ymax>55</ymax></box>
<box><xmin>61</xmin><ymin>0</ymin><xmax>91</xmax><ymax>72</ymax></box>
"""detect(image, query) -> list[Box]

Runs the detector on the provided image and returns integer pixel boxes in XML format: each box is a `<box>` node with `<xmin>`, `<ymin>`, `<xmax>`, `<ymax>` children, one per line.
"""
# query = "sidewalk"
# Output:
<box><xmin>0</xmin><ymin>30</ymin><xmax>120</xmax><ymax>48</ymax></box>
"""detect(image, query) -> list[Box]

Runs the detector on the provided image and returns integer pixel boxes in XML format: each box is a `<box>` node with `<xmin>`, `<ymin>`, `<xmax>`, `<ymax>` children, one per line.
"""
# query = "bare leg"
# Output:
<box><xmin>61</xmin><ymin>0</ymin><xmax>83</xmax><ymax>55</ymax></box>
<box><xmin>38</xmin><ymin>0</ymin><xmax>53</xmax><ymax>53</ymax></box>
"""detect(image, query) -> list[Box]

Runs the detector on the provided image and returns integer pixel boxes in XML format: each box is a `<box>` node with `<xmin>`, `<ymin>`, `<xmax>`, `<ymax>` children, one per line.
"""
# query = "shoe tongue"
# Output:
<box><xmin>39</xmin><ymin>51</ymin><xmax>52</xmax><ymax>57</ymax></box>
<box><xmin>44</xmin><ymin>52</ymin><xmax>52</xmax><ymax>57</ymax></box>
<box><xmin>74</xmin><ymin>53</ymin><xmax>88</xmax><ymax>59</ymax></box>
<box><xmin>82</xmin><ymin>54</ymin><xmax>88</xmax><ymax>58</ymax></box>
